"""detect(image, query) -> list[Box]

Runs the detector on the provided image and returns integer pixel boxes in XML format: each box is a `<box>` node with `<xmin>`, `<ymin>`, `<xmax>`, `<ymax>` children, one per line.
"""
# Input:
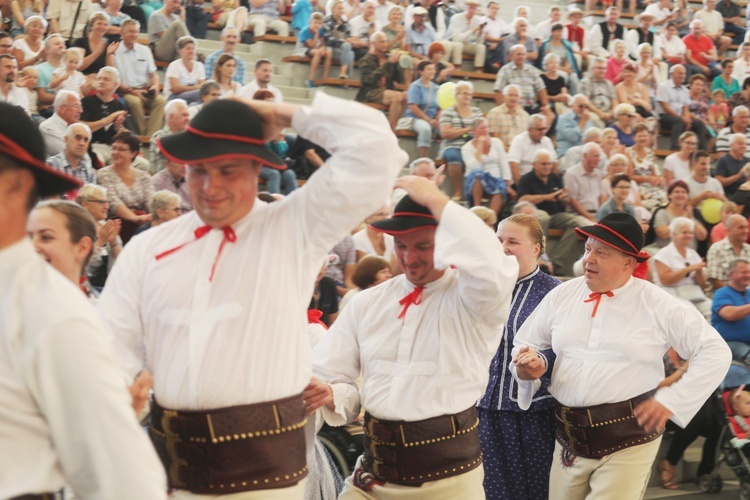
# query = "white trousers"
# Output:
<box><xmin>170</xmin><ymin>479</ymin><xmax>306</xmax><ymax>499</ymax></box>
<box><xmin>549</xmin><ymin>437</ymin><xmax>662</xmax><ymax>500</ymax></box>
<box><xmin>338</xmin><ymin>458</ymin><xmax>485</xmax><ymax>499</ymax></box>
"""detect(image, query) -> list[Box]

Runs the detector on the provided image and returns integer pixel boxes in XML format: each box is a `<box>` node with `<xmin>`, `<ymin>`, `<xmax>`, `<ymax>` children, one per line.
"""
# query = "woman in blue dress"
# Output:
<box><xmin>478</xmin><ymin>213</ymin><xmax>561</xmax><ymax>500</ymax></box>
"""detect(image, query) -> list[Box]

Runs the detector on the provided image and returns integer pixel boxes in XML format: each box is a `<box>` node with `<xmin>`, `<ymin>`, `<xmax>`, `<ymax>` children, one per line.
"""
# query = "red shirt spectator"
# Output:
<box><xmin>683</xmin><ymin>33</ymin><xmax>714</xmax><ymax>66</ymax></box>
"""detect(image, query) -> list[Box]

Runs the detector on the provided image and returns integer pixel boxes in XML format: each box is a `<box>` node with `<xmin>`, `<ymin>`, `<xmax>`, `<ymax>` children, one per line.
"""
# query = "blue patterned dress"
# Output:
<box><xmin>477</xmin><ymin>267</ymin><xmax>561</xmax><ymax>500</ymax></box>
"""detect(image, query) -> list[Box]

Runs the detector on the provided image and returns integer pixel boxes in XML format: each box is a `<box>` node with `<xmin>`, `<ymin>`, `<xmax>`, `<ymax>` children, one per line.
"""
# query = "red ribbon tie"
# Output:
<box><xmin>583</xmin><ymin>291</ymin><xmax>614</xmax><ymax>318</ymax></box>
<box><xmin>155</xmin><ymin>225</ymin><xmax>236</xmax><ymax>281</ymax></box>
<box><xmin>397</xmin><ymin>286</ymin><xmax>425</xmax><ymax>320</ymax></box>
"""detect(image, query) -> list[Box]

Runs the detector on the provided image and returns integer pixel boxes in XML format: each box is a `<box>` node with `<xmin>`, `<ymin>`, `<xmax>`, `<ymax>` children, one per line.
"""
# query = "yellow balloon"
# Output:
<box><xmin>437</xmin><ymin>82</ymin><xmax>456</xmax><ymax>110</ymax></box>
<box><xmin>701</xmin><ymin>198</ymin><xmax>723</xmax><ymax>224</ymax></box>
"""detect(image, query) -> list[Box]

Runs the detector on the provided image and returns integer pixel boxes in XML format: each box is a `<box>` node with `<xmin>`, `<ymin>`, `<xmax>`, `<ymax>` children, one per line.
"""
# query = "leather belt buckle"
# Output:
<box><xmin>162</xmin><ymin>410</ymin><xmax>188</xmax><ymax>488</ymax></box>
<box><xmin>559</xmin><ymin>407</ymin><xmax>578</xmax><ymax>446</ymax></box>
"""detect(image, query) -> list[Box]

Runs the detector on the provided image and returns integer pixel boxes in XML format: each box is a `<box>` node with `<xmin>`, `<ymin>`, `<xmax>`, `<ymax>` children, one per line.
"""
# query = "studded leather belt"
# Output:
<box><xmin>148</xmin><ymin>394</ymin><xmax>308</xmax><ymax>494</ymax></box>
<box><xmin>362</xmin><ymin>406</ymin><xmax>483</xmax><ymax>486</ymax></box>
<box><xmin>555</xmin><ymin>390</ymin><xmax>663</xmax><ymax>459</ymax></box>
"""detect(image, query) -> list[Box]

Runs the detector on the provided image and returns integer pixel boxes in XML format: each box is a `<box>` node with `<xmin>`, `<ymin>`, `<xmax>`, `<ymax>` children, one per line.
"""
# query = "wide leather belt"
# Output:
<box><xmin>9</xmin><ymin>494</ymin><xmax>56</xmax><ymax>500</ymax></box>
<box><xmin>148</xmin><ymin>393</ymin><xmax>308</xmax><ymax>494</ymax></box>
<box><xmin>555</xmin><ymin>390</ymin><xmax>664</xmax><ymax>459</ymax></box>
<box><xmin>362</xmin><ymin>406</ymin><xmax>483</xmax><ymax>486</ymax></box>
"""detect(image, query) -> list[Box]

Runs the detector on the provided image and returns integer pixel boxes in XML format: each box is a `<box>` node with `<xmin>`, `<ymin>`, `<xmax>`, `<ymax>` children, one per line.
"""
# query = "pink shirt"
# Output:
<box><xmin>605</xmin><ymin>56</ymin><xmax>628</xmax><ymax>84</ymax></box>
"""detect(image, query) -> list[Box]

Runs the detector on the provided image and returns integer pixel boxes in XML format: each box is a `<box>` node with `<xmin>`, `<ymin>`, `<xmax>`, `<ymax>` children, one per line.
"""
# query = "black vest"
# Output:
<box><xmin>637</xmin><ymin>28</ymin><xmax>654</xmax><ymax>47</ymax></box>
<box><xmin>599</xmin><ymin>21</ymin><xmax>624</xmax><ymax>50</ymax></box>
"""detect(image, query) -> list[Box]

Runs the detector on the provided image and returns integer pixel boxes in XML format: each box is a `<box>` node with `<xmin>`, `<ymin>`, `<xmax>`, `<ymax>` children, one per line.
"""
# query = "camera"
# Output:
<box><xmin>143</xmin><ymin>89</ymin><xmax>156</xmax><ymax>99</ymax></box>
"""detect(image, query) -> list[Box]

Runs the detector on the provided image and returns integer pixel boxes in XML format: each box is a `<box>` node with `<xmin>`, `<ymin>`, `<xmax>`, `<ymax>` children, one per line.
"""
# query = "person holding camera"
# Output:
<box><xmin>148</xmin><ymin>0</ymin><xmax>190</xmax><ymax>62</ymax></box>
<box><xmin>109</xmin><ymin>19</ymin><xmax>166</xmax><ymax>137</ymax></box>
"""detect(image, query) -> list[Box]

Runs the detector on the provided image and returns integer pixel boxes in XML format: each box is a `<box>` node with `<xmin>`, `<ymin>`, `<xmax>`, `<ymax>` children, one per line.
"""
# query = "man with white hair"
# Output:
<box><xmin>348</xmin><ymin>0</ymin><xmax>379</xmax><ymax>58</ymax></box>
<box><xmin>563</xmin><ymin>142</ymin><xmax>604</xmax><ymax>222</ymax></box>
<box><xmin>508</xmin><ymin>114</ymin><xmax>558</xmax><ymax>186</ymax></box>
<box><xmin>46</xmin><ymin>123</ymin><xmax>96</xmax><ymax>192</ymax></box>
<box><xmin>76</xmin><ymin>183</ymin><xmax>123</xmax><ymax>287</ymax></box>
<box><xmin>40</xmin><ymin>90</ymin><xmax>81</xmax><ymax>157</ymax></box>
<box><xmin>149</xmin><ymin>99</ymin><xmax>189</xmax><ymax>174</ymax></box>
<box><xmin>487</xmin><ymin>84</ymin><xmax>529</xmax><ymax>147</ymax></box>
<box><xmin>503</xmin><ymin>18</ymin><xmax>538</xmax><ymax>63</ymax></box>
<box><xmin>555</xmin><ymin>94</ymin><xmax>596</xmax><ymax>156</ymax></box>
<box><xmin>579</xmin><ymin>57</ymin><xmax>618</xmax><ymax>127</ymax></box>
<box><xmin>694</xmin><ymin>0</ymin><xmax>732</xmax><ymax>55</ymax></box>
<box><xmin>445</xmin><ymin>0</ymin><xmax>485</xmax><ymax>72</ymax></box>
<box><xmin>561</xmin><ymin>127</ymin><xmax>604</xmax><ymax>173</ymax></box>
<box><xmin>715</xmin><ymin>105</ymin><xmax>750</xmax><ymax>157</ymax></box>
<box><xmin>707</xmin><ymin>214</ymin><xmax>750</xmax><ymax>289</ymax></box>
<box><xmin>133</xmin><ymin>190</ymin><xmax>184</xmax><ymax>236</ymax></box>
<box><xmin>0</xmin><ymin>54</ymin><xmax>28</xmax><ymax>114</ymax></box>
<box><xmin>152</xmin><ymin>158</ymin><xmax>192</xmax><ymax>212</ymax></box>
<box><xmin>494</xmin><ymin>44</ymin><xmax>551</xmax><ymax>123</ymax></box>
<box><xmin>684</xmin><ymin>19</ymin><xmax>722</xmax><ymax>77</ymax></box>
<box><xmin>204</xmin><ymin>27</ymin><xmax>246</xmax><ymax>84</ymax></box>
<box><xmin>716</xmin><ymin>133</ymin><xmax>749</xmax><ymax>196</ymax></box>
<box><xmin>393</xmin><ymin>157</ymin><xmax>438</xmax><ymax>204</ymax></box>
<box><xmin>81</xmin><ymin>66</ymin><xmax>128</xmax><ymax>165</ymax></box>
<box><xmin>657</xmin><ymin>64</ymin><xmax>709</xmax><ymax>150</ymax></box>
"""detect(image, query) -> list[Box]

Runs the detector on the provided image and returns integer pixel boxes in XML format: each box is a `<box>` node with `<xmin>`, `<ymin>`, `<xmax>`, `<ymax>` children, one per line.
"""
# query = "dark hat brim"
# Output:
<box><xmin>369</xmin><ymin>217</ymin><xmax>438</xmax><ymax>235</ymax></box>
<box><xmin>157</xmin><ymin>128</ymin><xmax>286</xmax><ymax>170</ymax></box>
<box><xmin>0</xmin><ymin>133</ymin><xmax>81</xmax><ymax>197</ymax></box>
<box><xmin>575</xmin><ymin>225</ymin><xmax>649</xmax><ymax>262</ymax></box>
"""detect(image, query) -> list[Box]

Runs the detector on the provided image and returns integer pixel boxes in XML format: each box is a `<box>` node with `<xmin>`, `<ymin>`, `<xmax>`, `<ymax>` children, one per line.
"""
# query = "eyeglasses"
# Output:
<box><xmin>614</xmin><ymin>184</ymin><xmax>630</xmax><ymax>189</ymax></box>
<box><xmin>87</xmin><ymin>198</ymin><xmax>109</xmax><ymax>204</ymax></box>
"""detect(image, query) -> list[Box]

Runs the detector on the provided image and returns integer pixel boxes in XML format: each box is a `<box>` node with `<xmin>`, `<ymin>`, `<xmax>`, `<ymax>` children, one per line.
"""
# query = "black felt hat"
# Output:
<box><xmin>0</xmin><ymin>103</ymin><xmax>81</xmax><ymax>197</ymax></box>
<box><xmin>157</xmin><ymin>99</ymin><xmax>285</xmax><ymax>169</ymax></box>
<box><xmin>369</xmin><ymin>195</ymin><xmax>438</xmax><ymax>235</ymax></box>
<box><xmin>575</xmin><ymin>212</ymin><xmax>649</xmax><ymax>262</ymax></box>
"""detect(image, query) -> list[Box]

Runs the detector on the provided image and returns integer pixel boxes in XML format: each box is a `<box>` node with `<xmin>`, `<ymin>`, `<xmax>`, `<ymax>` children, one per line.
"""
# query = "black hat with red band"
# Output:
<box><xmin>0</xmin><ymin>103</ymin><xmax>81</xmax><ymax>197</ymax></box>
<box><xmin>369</xmin><ymin>195</ymin><xmax>438</xmax><ymax>235</ymax></box>
<box><xmin>575</xmin><ymin>212</ymin><xmax>650</xmax><ymax>263</ymax></box>
<box><xmin>156</xmin><ymin>99</ymin><xmax>286</xmax><ymax>170</ymax></box>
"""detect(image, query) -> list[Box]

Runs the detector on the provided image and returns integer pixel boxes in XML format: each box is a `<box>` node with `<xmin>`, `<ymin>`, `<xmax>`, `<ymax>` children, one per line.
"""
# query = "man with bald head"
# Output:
<box><xmin>715</xmin><ymin>105</ymin><xmax>750</xmax><ymax>158</ymax></box>
<box><xmin>657</xmin><ymin>64</ymin><xmax>708</xmax><ymax>150</ymax></box>
<box><xmin>707</xmin><ymin>214</ymin><xmax>750</xmax><ymax>290</ymax></box>
<box><xmin>494</xmin><ymin>44</ymin><xmax>551</xmax><ymax>125</ymax></box>
<box><xmin>40</xmin><ymin>90</ymin><xmax>82</xmax><ymax>157</ymax></box>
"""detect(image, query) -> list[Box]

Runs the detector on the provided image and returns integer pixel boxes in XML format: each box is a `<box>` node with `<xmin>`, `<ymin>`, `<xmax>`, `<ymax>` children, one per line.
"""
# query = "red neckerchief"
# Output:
<box><xmin>307</xmin><ymin>309</ymin><xmax>328</xmax><ymax>329</ymax></box>
<box><xmin>155</xmin><ymin>225</ymin><xmax>237</xmax><ymax>282</ymax></box>
<box><xmin>584</xmin><ymin>291</ymin><xmax>614</xmax><ymax>318</ymax></box>
<box><xmin>398</xmin><ymin>286</ymin><xmax>425</xmax><ymax>320</ymax></box>
<box><xmin>79</xmin><ymin>276</ymin><xmax>89</xmax><ymax>296</ymax></box>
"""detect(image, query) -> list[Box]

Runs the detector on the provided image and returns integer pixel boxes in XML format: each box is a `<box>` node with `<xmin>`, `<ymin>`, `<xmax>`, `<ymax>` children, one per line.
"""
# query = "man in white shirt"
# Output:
<box><xmin>563</xmin><ymin>142</ymin><xmax>603</xmax><ymax>221</ymax></box>
<box><xmin>98</xmin><ymin>93</ymin><xmax>407</xmax><ymax>498</ymax></box>
<box><xmin>536</xmin><ymin>6</ymin><xmax>563</xmax><ymax>42</ymax></box>
<box><xmin>40</xmin><ymin>90</ymin><xmax>81</xmax><ymax>157</ymax></box>
<box><xmin>309</xmin><ymin>178</ymin><xmax>518</xmax><ymax>498</ymax></box>
<box><xmin>239</xmin><ymin>58</ymin><xmax>284</xmax><ymax>102</ymax></box>
<box><xmin>657</xmin><ymin>64</ymin><xmax>709</xmax><ymax>150</ymax></box>
<box><xmin>508</xmin><ymin>114</ymin><xmax>558</xmax><ymax>185</ymax></box>
<box><xmin>585</xmin><ymin>7</ymin><xmax>627</xmax><ymax>62</ymax></box>
<box><xmin>656</xmin><ymin>22</ymin><xmax>687</xmax><ymax>66</ymax></box>
<box><xmin>481</xmin><ymin>1</ymin><xmax>507</xmax><ymax>72</ymax></box>
<box><xmin>348</xmin><ymin>0</ymin><xmax>381</xmax><ymax>57</ymax></box>
<box><xmin>0</xmin><ymin>102</ymin><xmax>167</xmax><ymax>500</ymax></box>
<box><xmin>46</xmin><ymin>0</ymin><xmax>92</xmax><ymax>39</ymax></box>
<box><xmin>644</xmin><ymin>0</ymin><xmax>677</xmax><ymax>27</ymax></box>
<box><xmin>445</xmin><ymin>0</ymin><xmax>485</xmax><ymax>72</ymax></box>
<box><xmin>512</xmin><ymin>212</ymin><xmax>731</xmax><ymax>500</ymax></box>
<box><xmin>0</xmin><ymin>54</ymin><xmax>28</xmax><ymax>114</ymax></box>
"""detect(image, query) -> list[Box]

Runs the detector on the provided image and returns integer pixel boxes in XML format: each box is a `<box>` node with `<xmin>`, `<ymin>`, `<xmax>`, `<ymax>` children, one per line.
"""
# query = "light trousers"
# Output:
<box><xmin>123</xmin><ymin>93</ymin><xmax>166</xmax><ymax>137</ymax></box>
<box><xmin>169</xmin><ymin>479</ymin><xmax>306</xmax><ymax>499</ymax></box>
<box><xmin>439</xmin><ymin>40</ymin><xmax>463</xmax><ymax>65</ymax></box>
<box><xmin>548</xmin><ymin>437</ymin><xmax>662</xmax><ymax>500</ymax></box>
<box><xmin>247</xmin><ymin>14</ymin><xmax>290</xmax><ymax>36</ymax></box>
<box><xmin>462</xmin><ymin>43</ymin><xmax>486</xmax><ymax>69</ymax></box>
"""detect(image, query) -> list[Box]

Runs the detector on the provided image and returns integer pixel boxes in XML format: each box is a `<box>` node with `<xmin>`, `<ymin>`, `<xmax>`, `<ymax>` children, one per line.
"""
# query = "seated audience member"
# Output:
<box><xmin>600</xmin><ymin>153</ymin><xmax>644</xmax><ymax>208</ymax></box>
<box><xmin>539</xmin><ymin>23</ymin><xmax>581</xmax><ymax>88</ymax></box>
<box><xmin>348</xmin><ymin>1</ymin><xmax>379</xmax><ymax>61</ymax></box>
<box><xmin>133</xmin><ymin>190</ymin><xmax>183</xmax><ymax>236</ymax></box>
<box><xmin>563</xmin><ymin>142</ymin><xmax>604</xmax><ymax>222</ymax></box>
<box><xmin>47</xmin><ymin>0</ymin><xmax>92</xmax><ymax>41</ymax></box>
<box><xmin>708</xmin><ymin>88</ymin><xmax>730</xmax><ymax>137</ymax></box>
<box><xmin>352</xmin><ymin>204</ymin><xmax>394</xmax><ymax>263</ymax></box>
<box><xmin>627</xmin><ymin>123</ymin><xmax>668</xmax><ymax>210</ymax></box>
<box><xmin>295</xmin><ymin>12</ymin><xmax>332</xmax><ymax>87</ymax></box>
<box><xmin>251</xmin><ymin>89</ymin><xmax>298</xmax><ymax>195</ymax></box>
<box><xmin>339</xmin><ymin>255</ymin><xmax>393</xmax><ymax>310</ymax></box>
<box><xmin>494</xmin><ymin>44</ymin><xmax>553</xmax><ymax>127</ymax></box>
<box><xmin>445</xmin><ymin>0</ymin><xmax>485</xmax><ymax>72</ymax></box>
<box><xmin>210</xmin><ymin>0</ymin><xmax>249</xmax><ymax>33</ymax></box>
<box><xmin>40</xmin><ymin>90</ymin><xmax>82</xmax><ymax>158</ymax></box>
<box><xmin>324</xmin><ymin>234</ymin><xmax>358</xmax><ymax>297</ymax></box>
<box><xmin>635</xmin><ymin>43</ymin><xmax>662</xmax><ymax>99</ymax></box>
<box><xmin>150</xmin><ymin>99</ymin><xmax>189</xmax><ymax>175</ymax></box>
<box><xmin>716</xmin><ymin>105</ymin><xmax>750</xmax><ymax>158</ymax></box>
<box><xmin>439</xmin><ymin>81</ymin><xmax>483</xmax><ymax>200</ymax></box>
<box><xmin>707</xmin><ymin>214</ymin><xmax>750</xmax><ymax>289</ymax></box>
<box><xmin>8</xmin><ymin>0</ymin><xmax>44</xmax><ymax>40</ymax></box>
<box><xmin>72</xmin><ymin>13</ymin><xmax>113</xmax><ymax>76</ymax></box>
<box><xmin>355</xmin><ymin>31</ymin><xmax>408</xmax><ymax>131</ymax></box>
<box><xmin>427</xmin><ymin>42</ymin><xmax>454</xmax><ymax>84</ymax></box>
<box><xmin>711</xmin><ymin>201</ymin><xmax>741</xmax><ymax>241</ymax></box>
<box><xmin>686</xmin><ymin>74</ymin><xmax>713</xmax><ymax>141</ymax></box>
<box><xmin>81</xmin><ymin>66</ymin><xmax>129</xmax><ymax>166</ymax></box>
<box><xmin>712</xmin><ymin>258</ymin><xmax>750</xmax><ymax>341</ymax></box>
<box><xmin>287</xmin><ymin>135</ymin><xmax>330</xmax><ymax>180</ymax></box>
<box><xmin>488</xmin><ymin>84</ymin><xmax>529</xmax><ymax>148</ymax></box>
<box><xmin>683</xmin><ymin>19</ymin><xmax>722</xmax><ymax>78</ymax></box>
<box><xmin>730</xmin><ymin>76</ymin><xmax>750</xmax><ymax>109</ymax></box>
<box><xmin>96</xmin><ymin>132</ymin><xmax>154</xmax><ymax>242</ymax></box>
<box><xmin>322</xmin><ymin>1</ymin><xmax>356</xmax><ymax>79</ymax></box>
<box><xmin>34</xmin><ymin>33</ymin><xmax>66</xmax><ymax>115</ymax></box>
<box><xmin>103</xmin><ymin>0</ymin><xmax>139</xmax><ymax>40</ymax></box>
<box><xmin>664</xmin><ymin>131</ymin><xmax>699</xmax><ymax>183</ymax></box>
<box><xmin>563</xmin><ymin>8</ymin><xmax>586</xmax><ymax>56</ymax></box>
<box><xmin>508</xmin><ymin>114</ymin><xmax>558</xmax><ymax>186</ymax></box>
<box><xmin>650</xmin><ymin>179</ymin><xmax>708</xmax><ymax>250</ymax></box>
<box><xmin>556</xmin><ymin>94</ymin><xmax>595</xmax><ymax>156</ymax></box>
<box><xmin>381</xmin><ymin>6</ymin><xmax>409</xmax><ymax>57</ymax></box>
<box><xmin>734</xmin><ymin>170</ymin><xmax>750</xmax><ymax>217</ymax></box>
<box><xmin>50</xmin><ymin>48</ymin><xmax>87</xmax><ymax>97</ymax></box>
<box><xmin>461</xmin><ymin>118</ymin><xmax>512</xmax><ymax>217</ymax></box>
<box><xmin>561</xmin><ymin>127</ymin><xmax>604</xmax><ymax>173</ymax></box>
<box><xmin>714</xmin><ymin>134</ymin><xmax>750</xmax><ymax>198</ymax></box>
<box><xmin>213</xmin><ymin>54</ymin><xmax>242</xmax><ymax>97</ymax></box>
<box><xmin>189</xmin><ymin>81</ymin><xmax>221</xmax><ymax>120</ymax></box>
<box><xmin>693</xmin><ymin>0</ymin><xmax>732</xmax><ymax>56</ymax></box>
<box><xmin>608</xmin><ymin>103</ymin><xmax>637</xmax><ymax>148</ymax></box>
<box><xmin>392</xmin><ymin>156</ymin><xmax>439</xmax><ymax>205</ymax></box>
<box><xmin>503</xmin><ymin>17</ymin><xmax>538</xmax><ymax>63</ymax></box>
<box><xmin>713</xmin><ymin>59</ymin><xmax>741</xmax><ymax>97</ymax></box>
<box><xmin>481</xmin><ymin>1</ymin><xmax>506</xmax><ymax>73</ymax></box>
<box><xmin>46</xmin><ymin>123</ymin><xmax>96</xmax><ymax>190</ymax></box>
<box><xmin>163</xmin><ymin>36</ymin><xmax>205</xmax><ymax>103</ymax></box>
<box><xmin>240</xmin><ymin>59</ymin><xmax>284</xmax><ymax>103</ymax></box>
<box><xmin>657</xmin><ymin>64</ymin><xmax>708</xmax><ymax>150</ymax></box>
<box><xmin>716</xmin><ymin>0</ymin><xmax>745</xmax><ymax>46</ymax></box>
<box><xmin>733</xmin><ymin>44</ymin><xmax>750</xmax><ymax>84</ymax></box>
<box><xmin>597</xmin><ymin>173</ymin><xmax>636</xmax><ymax>220</ymax></box>
<box><xmin>625</xmin><ymin>12</ymin><xmax>656</xmax><ymax>58</ymax></box>
<box><xmin>248</xmin><ymin>0</ymin><xmax>290</xmax><ymax>37</ymax></box>
<box><xmin>541</xmin><ymin>53</ymin><xmax>575</xmax><ymax>124</ymax></box>
<box><xmin>470</xmin><ymin>206</ymin><xmax>498</xmax><ymax>228</ymax></box>
<box><xmin>605</xmin><ymin>39</ymin><xmax>629</xmax><ymax>85</ymax></box>
<box><xmin>400</xmin><ymin>60</ymin><xmax>439</xmax><ymax>158</ymax></box>
<box><xmin>685</xmin><ymin>149</ymin><xmax>727</xmax><ymax>211</ymax></box>
<box><xmin>584</xmin><ymin>7</ymin><xmax>626</xmax><ymax>62</ymax></box>
<box><xmin>110</xmin><ymin>19</ymin><xmax>166</xmax><ymax>138</ymax></box>
<box><xmin>601</xmin><ymin>126</ymin><xmax>626</xmax><ymax>159</ymax></box>
<box><xmin>13</xmin><ymin>15</ymin><xmax>45</xmax><ymax>69</ymax></box>
<box><xmin>644</xmin><ymin>0</ymin><xmax>677</xmax><ymax>28</ymax></box>
<box><xmin>0</xmin><ymin>55</ymin><xmax>28</xmax><ymax>116</ymax></box>
<box><xmin>517</xmin><ymin>149</ymin><xmax>588</xmax><ymax>276</ymax></box>
<box><xmin>616</xmin><ymin>64</ymin><xmax>654</xmax><ymax>120</ymax></box>
<box><xmin>19</xmin><ymin>66</ymin><xmax>41</xmax><ymax>123</ymax></box>
<box><xmin>203</xmin><ymin>27</ymin><xmax>245</xmax><ymax>85</ymax></box>
<box><xmin>148</xmin><ymin>0</ymin><xmax>190</xmax><ymax>62</ymax></box>
<box><xmin>152</xmin><ymin>158</ymin><xmax>192</xmax><ymax>212</ymax></box>
<box><xmin>75</xmin><ymin>184</ymin><xmax>122</xmax><ymax>289</ymax></box>
<box><xmin>579</xmin><ymin>57</ymin><xmax>618</xmax><ymax>127</ymax></box>
<box><xmin>654</xmin><ymin>217</ymin><xmax>713</xmax><ymax>320</ymax></box>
